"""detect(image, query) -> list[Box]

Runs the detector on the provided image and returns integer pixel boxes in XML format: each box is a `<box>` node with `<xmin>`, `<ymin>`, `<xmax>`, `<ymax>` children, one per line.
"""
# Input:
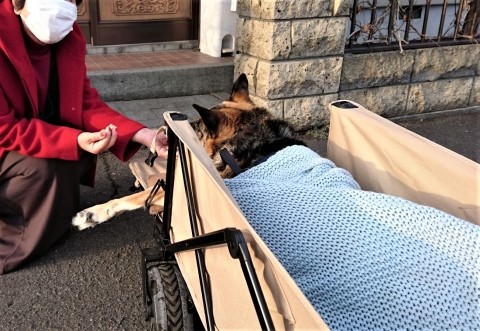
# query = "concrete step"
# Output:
<box><xmin>86</xmin><ymin>42</ymin><xmax>234</xmax><ymax>102</ymax></box>
<box><xmin>88</xmin><ymin>63</ymin><xmax>234</xmax><ymax>102</ymax></box>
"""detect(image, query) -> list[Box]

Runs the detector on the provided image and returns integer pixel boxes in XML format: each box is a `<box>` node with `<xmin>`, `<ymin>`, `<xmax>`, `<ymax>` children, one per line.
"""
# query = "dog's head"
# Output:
<box><xmin>191</xmin><ymin>74</ymin><xmax>303</xmax><ymax>178</ymax></box>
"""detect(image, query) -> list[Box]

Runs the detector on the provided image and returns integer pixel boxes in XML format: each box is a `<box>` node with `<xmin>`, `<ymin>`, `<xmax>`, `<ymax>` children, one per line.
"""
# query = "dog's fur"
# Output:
<box><xmin>72</xmin><ymin>74</ymin><xmax>304</xmax><ymax>230</ymax></box>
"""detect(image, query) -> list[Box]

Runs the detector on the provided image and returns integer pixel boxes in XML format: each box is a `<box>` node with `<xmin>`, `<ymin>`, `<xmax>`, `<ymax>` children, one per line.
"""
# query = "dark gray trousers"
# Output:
<box><xmin>0</xmin><ymin>151</ymin><xmax>94</xmax><ymax>274</ymax></box>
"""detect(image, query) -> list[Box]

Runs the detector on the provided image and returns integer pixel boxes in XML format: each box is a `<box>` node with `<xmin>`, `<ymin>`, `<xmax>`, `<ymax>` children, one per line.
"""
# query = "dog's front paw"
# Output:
<box><xmin>72</xmin><ymin>204</ymin><xmax>114</xmax><ymax>230</ymax></box>
<box><xmin>72</xmin><ymin>209</ymin><xmax>99</xmax><ymax>230</ymax></box>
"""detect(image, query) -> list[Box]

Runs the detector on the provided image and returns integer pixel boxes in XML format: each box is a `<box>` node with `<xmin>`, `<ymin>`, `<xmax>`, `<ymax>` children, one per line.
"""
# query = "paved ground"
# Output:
<box><xmin>395</xmin><ymin>111</ymin><xmax>479</xmax><ymax>163</ymax></box>
<box><xmin>0</xmin><ymin>94</ymin><xmax>478</xmax><ymax>330</ymax></box>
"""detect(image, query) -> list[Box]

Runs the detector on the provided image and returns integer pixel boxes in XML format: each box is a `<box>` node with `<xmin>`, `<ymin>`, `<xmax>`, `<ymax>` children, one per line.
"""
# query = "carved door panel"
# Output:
<box><xmin>77</xmin><ymin>0</ymin><xmax>199</xmax><ymax>45</ymax></box>
<box><xmin>77</xmin><ymin>1</ymin><xmax>91</xmax><ymax>43</ymax></box>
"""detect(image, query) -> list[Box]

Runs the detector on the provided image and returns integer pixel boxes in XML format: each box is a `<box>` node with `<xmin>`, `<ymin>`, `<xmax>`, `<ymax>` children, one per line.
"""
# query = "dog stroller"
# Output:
<box><xmin>129</xmin><ymin>100</ymin><xmax>479</xmax><ymax>330</ymax></box>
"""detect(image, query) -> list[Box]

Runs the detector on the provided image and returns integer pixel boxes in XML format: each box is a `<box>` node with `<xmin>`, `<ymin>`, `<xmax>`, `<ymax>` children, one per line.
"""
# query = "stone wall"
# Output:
<box><xmin>235</xmin><ymin>0</ymin><xmax>480</xmax><ymax>130</ymax></box>
<box><xmin>340</xmin><ymin>46</ymin><xmax>480</xmax><ymax>118</ymax></box>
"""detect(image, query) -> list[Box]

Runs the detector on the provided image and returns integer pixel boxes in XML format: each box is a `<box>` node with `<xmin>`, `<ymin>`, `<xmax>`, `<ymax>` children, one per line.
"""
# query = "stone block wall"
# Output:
<box><xmin>235</xmin><ymin>0</ymin><xmax>480</xmax><ymax>130</ymax></box>
<box><xmin>340</xmin><ymin>45</ymin><xmax>480</xmax><ymax>118</ymax></box>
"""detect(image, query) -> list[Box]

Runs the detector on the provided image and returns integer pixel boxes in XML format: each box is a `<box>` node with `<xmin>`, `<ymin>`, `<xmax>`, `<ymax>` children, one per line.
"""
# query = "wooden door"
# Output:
<box><xmin>77</xmin><ymin>0</ymin><xmax>199</xmax><ymax>45</ymax></box>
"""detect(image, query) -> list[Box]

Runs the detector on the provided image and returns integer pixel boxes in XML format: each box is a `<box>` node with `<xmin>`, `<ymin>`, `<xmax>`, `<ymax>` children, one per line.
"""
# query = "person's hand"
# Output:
<box><xmin>132</xmin><ymin>127</ymin><xmax>169</xmax><ymax>158</ymax></box>
<box><xmin>77</xmin><ymin>124</ymin><xmax>117</xmax><ymax>154</ymax></box>
<box><xmin>154</xmin><ymin>130</ymin><xmax>169</xmax><ymax>158</ymax></box>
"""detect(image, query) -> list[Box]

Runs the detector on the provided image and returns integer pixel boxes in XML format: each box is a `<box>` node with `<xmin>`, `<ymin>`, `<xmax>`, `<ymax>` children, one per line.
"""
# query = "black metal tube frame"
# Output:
<box><xmin>144</xmin><ymin>112</ymin><xmax>274</xmax><ymax>330</ymax></box>
<box><xmin>176</xmin><ymin>138</ymin><xmax>216</xmax><ymax>330</ymax></box>
<box><xmin>165</xmin><ymin>228</ymin><xmax>275</xmax><ymax>331</ymax></box>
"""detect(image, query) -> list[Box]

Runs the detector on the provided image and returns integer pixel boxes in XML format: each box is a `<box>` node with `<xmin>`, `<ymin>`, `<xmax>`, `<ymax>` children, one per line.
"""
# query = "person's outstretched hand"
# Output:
<box><xmin>77</xmin><ymin>124</ymin><xmax>117</xmax><ymax>154</ymax></box>
<box><xmin>132</xmin><ymin>127</ymin><xmax>169</xmax><ymax>158</ymax></box>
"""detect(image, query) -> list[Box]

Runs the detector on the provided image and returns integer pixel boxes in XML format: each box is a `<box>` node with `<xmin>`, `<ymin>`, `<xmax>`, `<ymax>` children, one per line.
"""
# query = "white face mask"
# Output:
<box><xmin>20</xmin><ymin>0</ymin><xmax>77</xmax><ymax>44</ymax></box>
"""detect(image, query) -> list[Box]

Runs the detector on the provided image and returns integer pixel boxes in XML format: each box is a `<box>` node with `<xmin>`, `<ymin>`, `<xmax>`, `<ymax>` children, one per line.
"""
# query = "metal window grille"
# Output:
<box><xmin>347</xmin><ymin>0</ymin><xmax>480</xmax><ymax>52</ymax></box>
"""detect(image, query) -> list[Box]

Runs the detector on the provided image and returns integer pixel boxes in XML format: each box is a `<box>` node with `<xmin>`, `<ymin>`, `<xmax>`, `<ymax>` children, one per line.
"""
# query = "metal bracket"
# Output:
<box><xmin>144</xmin><ymin>179</ymin><xmax>166</xmax><ymax>211</ymax></box>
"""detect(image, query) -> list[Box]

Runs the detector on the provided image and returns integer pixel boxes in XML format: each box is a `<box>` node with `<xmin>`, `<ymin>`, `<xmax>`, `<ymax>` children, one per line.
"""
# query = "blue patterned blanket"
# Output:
<box><xmin>225</xmin><ymin>145</ymin><xmax>479</xmax><ymax>331</ymax></box>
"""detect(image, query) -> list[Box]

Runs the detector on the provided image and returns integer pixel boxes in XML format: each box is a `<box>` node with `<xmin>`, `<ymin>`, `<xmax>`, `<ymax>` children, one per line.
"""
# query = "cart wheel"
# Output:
<box><xmin>147</xmin><ymin>263</ymin><xmax>194</xmax><ymax>331</ymax></box>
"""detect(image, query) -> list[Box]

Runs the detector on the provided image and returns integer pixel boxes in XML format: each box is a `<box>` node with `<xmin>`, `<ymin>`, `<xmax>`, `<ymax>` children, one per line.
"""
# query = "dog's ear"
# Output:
<box><xmin>229</xmin><ymin>73</ymin><xmax>250</xmax><ymax>103</ymax></box>
<box><xmin>193</xmin><ymin>104</ymin><xmax>220</xmax><ymax>133</ymax></box>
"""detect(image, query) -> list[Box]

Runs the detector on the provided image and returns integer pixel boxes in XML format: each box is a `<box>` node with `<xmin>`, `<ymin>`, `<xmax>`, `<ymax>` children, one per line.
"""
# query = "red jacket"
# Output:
<box><xmin>0</xmin><ymin>1</ymin><xmax>145</xmax><ymax>184</ymax></box>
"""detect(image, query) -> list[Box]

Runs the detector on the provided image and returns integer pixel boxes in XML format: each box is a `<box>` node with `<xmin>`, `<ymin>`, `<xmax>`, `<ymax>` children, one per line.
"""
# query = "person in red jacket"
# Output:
<box><xmin>0</xmin><ymin>0</ymin><xmax>168</xmax><ymax>274</ymax></box>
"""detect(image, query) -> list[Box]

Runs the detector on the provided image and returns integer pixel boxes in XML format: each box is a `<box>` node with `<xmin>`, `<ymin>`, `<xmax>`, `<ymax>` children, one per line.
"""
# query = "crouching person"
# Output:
<box><xmin>0</xmin><ymin>0</ymin><xmax>168</xmax><ymax>274</ymax></box>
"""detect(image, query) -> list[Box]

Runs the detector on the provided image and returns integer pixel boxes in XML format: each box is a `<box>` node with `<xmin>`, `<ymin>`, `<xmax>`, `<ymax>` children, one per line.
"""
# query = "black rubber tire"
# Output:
<box><xmin>147</xmin><ymin>263</ymin><xmax>194</xmax><ymax>331</ymax></box>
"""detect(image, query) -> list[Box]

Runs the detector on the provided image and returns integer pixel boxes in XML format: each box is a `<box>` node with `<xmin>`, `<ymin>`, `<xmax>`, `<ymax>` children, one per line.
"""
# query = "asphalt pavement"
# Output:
<box><xmin>0</xmin><ymin>94</ymin><xmax>478</xmax><ymax>330</ymax></box>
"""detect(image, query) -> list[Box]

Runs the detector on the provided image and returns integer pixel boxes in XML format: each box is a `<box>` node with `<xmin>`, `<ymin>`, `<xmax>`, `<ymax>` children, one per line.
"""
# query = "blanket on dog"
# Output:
<box><xmin>224</xmin><ymin>145</ymin><xmax>479</xmax><ymax>331</ymax></box>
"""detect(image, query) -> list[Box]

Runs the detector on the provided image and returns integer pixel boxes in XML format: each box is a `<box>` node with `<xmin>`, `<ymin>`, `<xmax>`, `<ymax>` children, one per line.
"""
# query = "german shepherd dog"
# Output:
<box><xmin>72</xmin><ymin>74</ymin><xmax>305</xmax><ymax>230</ymax></box>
